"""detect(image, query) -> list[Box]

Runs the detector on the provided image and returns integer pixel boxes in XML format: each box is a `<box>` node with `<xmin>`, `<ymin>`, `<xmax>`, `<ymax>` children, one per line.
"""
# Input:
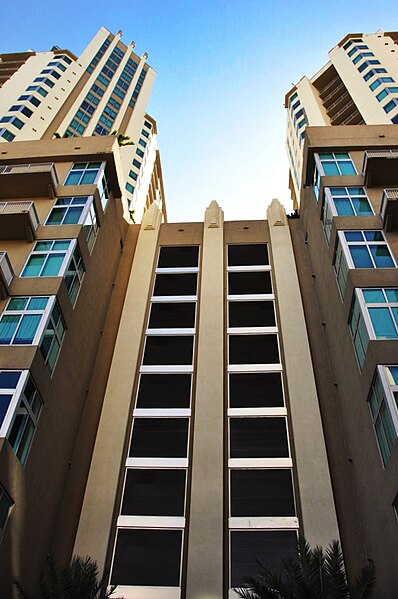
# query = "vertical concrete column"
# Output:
<box><xmin>267</xmin><ymin>199</ymin><xmax>339</xmax><ymax>546</ymax></box>
<box><xmin>73</xmin><ymin>203</ymin><xmax>162</xmax><ymax>571</ymax></box>
<box><xmin>186</xmin><ymin>201</ymin><xmax>224</xmax><ymax>599</ymax></box>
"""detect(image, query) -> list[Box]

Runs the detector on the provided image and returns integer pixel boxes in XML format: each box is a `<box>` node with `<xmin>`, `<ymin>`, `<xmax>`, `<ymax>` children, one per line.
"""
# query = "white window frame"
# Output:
<box><xmin>63</xmin><ymin>161</ymin><xmax>105</xmax><ymax>186</ymax></box>
<box><xmin>0</xmin><ymin>296</ymin><xmax>56</xmax><ymax>346</ymax></box>
<box><xmin>21</xmin><ymin>239</ymin><xmax>76</xmax><ymax>278</ymax></box>
<box><xmin>45</xmin><ymin>195</ymin><xmax>94</xmax><ymax>226</ymax></box>
<box><xmin>335</xmin><ymin>230</ymin><xmax>396</xmax><ymax>270</ymax></box>
<box><xmin>368</xmin><ymin>365</ymin><xmax>398</xmax><ymax>465</ymax></box>
<box><xmin>324</xmin><ymin>187</ymin><xmax>373</xmax><ymax>217</ymax></box>
<box><xmin>314</xmin><ymin>152</ymin><xmax>357</xmax><ymax>176</ymax></box>
<box><xmin>0</xmin><ymin>370</ymin><xmax>42</xmax><ymax>465</ymax></box>
<box><xmin>356</xmin><ymin>288</ymin><xmax>398</xmax><ymax>340</ymax></box>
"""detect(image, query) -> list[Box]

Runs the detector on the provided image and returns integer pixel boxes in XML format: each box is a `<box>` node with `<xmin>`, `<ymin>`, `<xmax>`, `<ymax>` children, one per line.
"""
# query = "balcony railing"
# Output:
<box><xmin>0</xmin><ymin>251</ymin><xmax>14</xmax><ymax>297</ymax></box>
<box><xmin>0</xmin><ymin>162</ymin><xmax>58</xmax><ymax>198</ymax></box>
<box><xmin>0</xmin><ymin>201</ymin><xmax>39</xmax><ymax>240</ymax></box>
<box><xmin>380</xmin><ymin>188</ymin><xmax>398</xmax><ymax>231</ymax></box>
<box><xmin>362</xmin><ymin>150</ymin><xmax>398</xmax><ymax>187</ymax></box>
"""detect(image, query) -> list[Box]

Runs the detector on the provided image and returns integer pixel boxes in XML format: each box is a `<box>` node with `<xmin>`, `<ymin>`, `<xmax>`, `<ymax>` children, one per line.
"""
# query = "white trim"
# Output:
<box><xmin>228</xmin><ymin>364</ymin><xmax>282</xmax><ymax>373</ymax></box>
<box><xmin>227</xmin><ymin>265</ymin><xmax>271</xmax><ymax>272</ymax></box>
<box><xmin>146</xmin><ymin>328</ymin><xmax>195</xmax><ymax>336</ymax></box>
<box><xmin>228</xmin><ymin>458</ymin><xmax>292</xmax><ymax>468</ymax></box>
<box><xmin>151</xmin><ymin>296</ymin><xmax>197</xmax><ymax>303</ymax></box>
<box><xmin>228</xmin><ymin>407</ymin><xmax>287</xmax><ymax>417</ymax></box>
<box><xmin>117</xmin><ymin>516</ymin><xmax>185</xmax><ymax>528</ymax></box>
<box><xmin>140</xmin><ymin>365</ymin><xmax>194</xmax><ymax>374</ymax></box>
<box><xmin>0</xmin><ymin>370</ymin><xmax>29</xmax><ymax>436</ymax></box>
<box><xmin>113</xmin><ymin>587</ymin><xmax>181</xmax><ymax>599</ymax></box>
<box><xmin>126</xmin><ymin>458</ymin><xmax>189</xmax><ymax>468</ymax></box>
<box><xmin>134</xmin><ymin>409</ymin><xmax>191</xmax><ymax>417</ymax></box>
<box><xmin>227</xmin><ymin>294</ymin><xmax>274</xmax><ymax>301</ymax></box>
<box><xmin>155</xmin><ymin>267</ymin><xmax>199</xmax><ymax>274</ymax></box>
<box><xmin>227</xmin><ymin>326</ymin><xmax>278</xmax><ymax>335</ymax></box>
<box><xmin>229</xmin><ymin>516</ymin><xmax>299</xmax><ymax>529</ymax></box>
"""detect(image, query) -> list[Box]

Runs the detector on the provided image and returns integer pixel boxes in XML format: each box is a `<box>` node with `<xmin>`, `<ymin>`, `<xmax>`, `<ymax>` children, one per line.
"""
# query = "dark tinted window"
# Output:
<box><xmin>228</xmin><ymin>271</ymin><xmax>272</xmax><ymax>295</ymax></box>
<box><xmin>228</xmin><ymin>244</ymin><xmax>269</xmax><ymax>266</ymax></box>
<box><xmin>143</xmin><ymin>336</ymin><xmax>194</xmax><ymax>365</ymax></box>
<box><xmin>229</xmin><ymin>334</ymin><xmax>279</xmax><ymax>364</ymax></box>
<box><xmin>136</xmin><ymin>374</ymin><xmax>191</xmax><ymax>409</ymax></box>
<box><xmin>148</xmin><ymin>302</ymin><xmax>196</xmax><ymax>329</ymax></box>
<box><xmin>230</xmin><ymin>418</ymin><xmax>289</xmax><ymax>458</ymax></box>
<box><xmin>111</xmin><ymin>529</ymin><xmax>182</xmax><ymax>586</ymax></box>
<box><xmin>230</xmin><ymin>470</ymin><xmax>295</xmax><ymax>516</ymax></box>
<box><xmin>229</xmin><ymin>373</ymin><xmax>284</xmax><ymax>408</ymax></box>
<box><xmin>129</xmin><ymin>418</ymin><xmax>189</xmax><ymax>457</ymax></box>
<box><xmin>229</xmin><ymin>301</ymin><xmax>275</xmax><ymax>328</ymax></box>
<box><xmin>158</xmin><ymin>246</ymin><xmax>199</xmax><ymax>268</ymax></box>
<box><xmin>154</xmin><ymin>273</ymin><xmax>197</xmax><ymax>296</ymax></box>
<box><xmin>121</xmin><ymin>469</ymin><xmax>186</xmax><ymax>516</ymax></box>
<box><xmin>231</xmin><ymin>531</ymin><xmax>297</xmax><ymax>586</ymax></box>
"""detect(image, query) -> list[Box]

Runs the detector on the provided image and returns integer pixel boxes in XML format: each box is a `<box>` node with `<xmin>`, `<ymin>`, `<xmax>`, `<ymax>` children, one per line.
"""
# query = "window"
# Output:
<box><xmin>33</xmin><ymin>77</ymin><xmax>54</xmax><ymax>88</ymax></box>
<box><xmin>229</xmin><ymin>334</ymin><xmax>279</xmax><ymax>364</ymax></box>
<box><xmin>228</xmin><ymin>301</ymin><xmax>276</xmax><ymax>328</ymax></box>
<box><xmin>353</xmin><ymin>52</ymin><xmax>374</xmax><ymax>64</ymax></box>
<box><xmin>337</xmin><ymin>230</ymin><xmax>395</xmax><ymax>269</ymax></box>
<box><xmin>0</xmin><ymin>485</ymin><xmax>13</xmax><ymax>539</ymax></box>
<box><xmin>376</xmin><ymin>87</ymin><xmax>398</xmax><ymax>102</ymax></box>
<box><xmin>132</xmin><ymin>158</ymin><xmax>141</xmax><ymax>169</ymax></box>
<box><xmin>141</xmin><ymin>128</ymin><xmax>150</xmax><ymax>138</ymax></box>
<box><xmin>322</xmin><ymin>187</ymin><xmax>374</xmax><ymax>241</ymax></box>
<box><xmin>125</xmin><ymin>182</ymin><xmax>134</xmax><ymax>194</ymax></box>
<box><xmin>136</xmin><ymin>148</ymin><xmax>144</xmax><ymax>158</ymax></box>
<box><xmin>136</xmin><ymin>374</ymin><xmax>191</xmax><ymax>409</ymax></box>
<box><xmin>138</xmin><ymin>138</ymin><xmax>147</xmax><ymax>148</ymax></box>
<box><xmin>148</xmin><ymin>302</ymin><xmax>196</xmax><ymax>329</ymax></box>
<box><xmin>0</xmin><ymin>116</ymin><xmax>24</xmax><ymax>130</ymax></box>
<box><xmin>0</xmin><ymin>296</ymin><xmax>51</xmax><ymax>345</ymax></box>
<box><xmin>363</xmin><ymin>68</ymin><xmax>387</xmax><ymax>81</ymax></box>
<box><xmin>129</xmin><ymin>418</ymin><xmax>189</xmax><ymax>458</ymax></box>
<box><xmin>384</xmin><ymin>98</ymin><xmax>398</xmax><ymax>114</ymax></box>
<box><xmin>46</xmin><ymin>195</ymin><xmax>99</xmax><ymax>245</ymax></box>
<box><xmin>9</xmin><ymin>105</ymin><xmax>33</xmax><ymax>118</ymax></box>
<box><xmin>349</xmin><ymin>289</ymin><xmax>398</xmax><ymax>367</ymax></box>
<box><xmin>41</xmin><ymin>68</ymin><xmax>61</xmax><ymax>80</ymax></box>
<box><xmin>111</xmin><ymin>529</ymin><xmax>183</xmax><ymax>587</ymax></box>
<box><xmin>229</xmin><ymin>417</ymin><xmax>289</xmax><ymax>458</ymax></box>
<box><xmin>229</xmin><ymin>372</ymin><xmax>284</xmax><ymax>408</ymax></box>
<box><xmin>143</xmin><ymin>336</ymin><xmax>194</xmax><ymax>365</ymax></box>
<box><xmin>128</xmin><ymin>170</ymin><xmax>138</xmax><ymax>181</ymax></box>
<box><xmin>45</xmin><ymin>196</ymin><xmax>91</xmax><ymax>225</ymax></box>
<box><xmin>64</xmin><ymin>162</ymin><xmax>102</xmax><ymax>185</ymax></box>
<box><xmin>0</xmin><ymin>370</ymin><xmax>42</xmax><ymax>464</ymax></box>
<box><xmin>358</xmin><ymin>60</ymin><xmax>380</xmax><ymax>73</ymax></box>
<box><xmin>334</xmin><ymin>231</ymin><xmax>395</xmax><ymax>294</ymax></box>
<box><xmin>158</xmin><ymin>246</ymin><xmax>199</xmax><ymax>268</ymax></box>
<box><xmin>370</xmin><ymin>77</ymin><xmax>394</xmax><ymax>91</ymax></box>
<box><xmin>230</xmin><ymin>469</ymin><xmax>295</xmax><ymax>516</ymax></box>
<box><xmin>0</xmin><ymin>128</ymin><xmax>15</xmax><ymax>142</ymax></box>
<box><xmin>21</xmin><ymin>240</ymin><xmax>85</xmax><ymax>303</ymax></box>
<box><xmin>0</xmin><ymin>297</ymin><xmax>65</xmax><ymax>372</ymax></box>
<box><xmin>26</xmin><ymin>85</ymin><xmax>48</xmax><ymax>97</ymax></box>
<box><xmin>228</xmin><ymin>271</ymin><xmax>272</xmax><ymax>295</ymax></box>
<box><xmin>153</xmin><ymin>272</ymin><xmax>197</xmax><ymax>297</ymax></box>
<box><xmin>227</xmin><ymin>244</ymin><xmax>269</xmax><ymax>267</ymax></box>
<box><xmin>17</xmin><ymin>94</ymin><xmax>41</xmax><ymax>107</ymax></box>
<box><xmin>230</xmin><ymin>531</ymin><xmax>297</xmax><ymax>587</ymax></box>
<box><xmin>121</xmin><ymin>469</ymin><xmax>186</xmax><ymax>516</ymax></box>
<box><xmin>368</xmin><ymin>366</ymin><xmax>398</xmax><ymax>465</ymax></box>
<box><xmin>316</xmin><ymin>153</ymin><xmax>357</xmax><ymax>176</ymax></box>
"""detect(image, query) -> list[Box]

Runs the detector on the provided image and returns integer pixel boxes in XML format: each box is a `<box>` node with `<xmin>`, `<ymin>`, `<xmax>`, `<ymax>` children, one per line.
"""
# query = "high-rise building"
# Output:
<box><xmin>286</xmin><ymin>30</ymin><xmax>398</xmax><ymax>207</ymax></box>
<box><xmin>285</xmin><ymin>31</ymin><xmax>398</xmax><ymax>599</ymax></box>
<box><xmin>0</xmin><ymin>27</ymin><xmax>165</xmax><ymax>222</ymax></box>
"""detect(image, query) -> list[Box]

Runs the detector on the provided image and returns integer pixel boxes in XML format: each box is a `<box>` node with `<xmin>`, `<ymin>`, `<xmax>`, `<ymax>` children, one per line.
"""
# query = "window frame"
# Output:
<box><xmin>0</xmin><ymin>370</ymin><xmax>43</xmax><ymax>465</ymax></box>
<box><xmin>368</xmin><ymin>365</ymin><xmax>398</xmax><ymax>465</ymax></box>
<box><xmin>335</xmin><ymin>230</ymin><xmax>396</xmax><ymax>271</ymax></box>
<box><xmin>314</xmin><ymin>152</ymin><xmax>357</xmax><ymax>177</ymax></box>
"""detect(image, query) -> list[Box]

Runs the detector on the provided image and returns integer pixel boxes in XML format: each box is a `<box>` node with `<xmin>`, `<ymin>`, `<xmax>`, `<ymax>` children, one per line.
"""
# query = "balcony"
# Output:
<box><xmin>0</xmin><ymin>252</ymin><xmax>14</xmax><ymax>298</ymax></box>
<box><xmin>362</xmin><ymin>150</ymin><xmax>398</xmax><ymax>187</ymax></box>
<box><xmin>0</xmin><ymin>162</ymin><xmax>59</xmax><ymax>199</ymax></box>
<box><xmin>380</xmin><ymin>189</ymin><xmax>398</xmax><ymax>231</ymax></box>
<box><xmin>0</xmin><ymin>201</ymin><xmax>39</xmax><ymax>241</ymax></box>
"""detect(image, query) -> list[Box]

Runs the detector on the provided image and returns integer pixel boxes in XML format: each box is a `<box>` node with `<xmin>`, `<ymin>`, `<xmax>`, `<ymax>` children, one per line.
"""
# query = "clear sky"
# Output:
<box><xmin>2</xmin><ymin>1</ymin><xmax>398</xmax><ymax>221</ymax></box>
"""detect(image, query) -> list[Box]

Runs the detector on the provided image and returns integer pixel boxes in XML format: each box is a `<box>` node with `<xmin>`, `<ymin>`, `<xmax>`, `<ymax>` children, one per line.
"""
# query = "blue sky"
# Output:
<box><xmin>2</xmin><ymin>1</ymin><xmax>398</xmax><ymax>221</ymax></box>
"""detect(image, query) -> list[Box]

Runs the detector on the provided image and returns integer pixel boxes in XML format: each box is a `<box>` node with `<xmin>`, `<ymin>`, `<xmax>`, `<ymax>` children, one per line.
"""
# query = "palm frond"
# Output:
<box><xmin>350</xmin><ymin>561</ymin><xmax>376</xmax><ymax>599</ymax></box>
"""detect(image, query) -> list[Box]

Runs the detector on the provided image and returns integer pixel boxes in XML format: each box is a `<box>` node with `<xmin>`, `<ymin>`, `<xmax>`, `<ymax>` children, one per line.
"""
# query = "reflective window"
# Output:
<box><xmin>64</xmin><ymin>162</ymin><xmax>102</xmax><ymax>185</ymax></box>
<box><xmin>368</xmin><ymin>366</ymin><xmax>398</xmax><ymax>465</ymax></box>
<box><xmin>316</xmin><ymin>153</ymin><xmax>357</xmax><ymax>176</ymax></box>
